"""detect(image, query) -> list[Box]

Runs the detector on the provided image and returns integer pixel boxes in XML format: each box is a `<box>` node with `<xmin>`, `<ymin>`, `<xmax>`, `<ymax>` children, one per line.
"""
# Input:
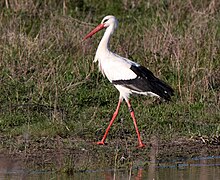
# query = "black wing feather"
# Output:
<box><xmin>112</xmin><ymin>65</ymin><xmax>174</xmax><ymax>101</ymax></box>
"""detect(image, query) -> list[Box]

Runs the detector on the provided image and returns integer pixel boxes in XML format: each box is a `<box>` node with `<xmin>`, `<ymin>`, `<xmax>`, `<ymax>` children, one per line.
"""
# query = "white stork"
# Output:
<box><xmin>83</xmin><ymin>15</ymin><xmax>174</xmax><ymax>148</ymax></box>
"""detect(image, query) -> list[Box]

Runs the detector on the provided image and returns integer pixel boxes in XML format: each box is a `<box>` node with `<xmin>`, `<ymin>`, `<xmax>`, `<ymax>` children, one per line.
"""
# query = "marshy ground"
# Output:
<box><xmin>0</xmin><ymin>0</ymin><xmax>219</xmax><ymax>173</ymax></box>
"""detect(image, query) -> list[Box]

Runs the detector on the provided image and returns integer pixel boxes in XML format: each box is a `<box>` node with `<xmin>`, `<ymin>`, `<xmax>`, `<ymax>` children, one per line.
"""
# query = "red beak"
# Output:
<box><xmin>82</xmin><ymin>24</ymin><xmax>105</xmax><ymax>41</ymax></box>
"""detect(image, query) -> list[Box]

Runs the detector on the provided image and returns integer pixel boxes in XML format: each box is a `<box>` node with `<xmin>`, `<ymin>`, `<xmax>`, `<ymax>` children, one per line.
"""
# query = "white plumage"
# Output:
<box><xmin>83</xmin><ymin>15</ymin><xmax>174</xmax><ymax>148</ymax></box>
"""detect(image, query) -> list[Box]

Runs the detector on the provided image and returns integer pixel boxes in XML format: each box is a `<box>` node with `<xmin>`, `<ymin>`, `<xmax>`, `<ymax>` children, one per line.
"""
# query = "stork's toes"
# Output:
<box><xmin>96</xmin><ymin>141</ymin><xmax>105</xmax><ymax>145</ymax></box>
<box><xmin>137</xmin><ymin>143</ymin><xmax>146</xmax><ymax>148</ymax></box>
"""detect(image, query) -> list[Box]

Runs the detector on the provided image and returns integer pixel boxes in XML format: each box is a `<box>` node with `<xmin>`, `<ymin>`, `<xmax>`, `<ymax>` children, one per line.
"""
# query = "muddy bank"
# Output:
<box><xmin>0</xmin><ymin>135</ymin><xmax>219</xmax><ymax>173</ymax></box>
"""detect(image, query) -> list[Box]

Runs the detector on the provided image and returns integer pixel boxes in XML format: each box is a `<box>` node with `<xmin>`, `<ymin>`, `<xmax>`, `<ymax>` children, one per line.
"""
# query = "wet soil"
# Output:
<box><xmin>0</xmin><ymin>135</ymin><xmax>219</xmax><ymax>173</ymax></box>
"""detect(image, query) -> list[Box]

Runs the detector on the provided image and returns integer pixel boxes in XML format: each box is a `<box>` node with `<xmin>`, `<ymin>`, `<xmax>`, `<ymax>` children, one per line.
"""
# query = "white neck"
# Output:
<box><xmin>97</xmin><ymin>25</ymin><xmax>114</xmax><ymax>54</ymax></box>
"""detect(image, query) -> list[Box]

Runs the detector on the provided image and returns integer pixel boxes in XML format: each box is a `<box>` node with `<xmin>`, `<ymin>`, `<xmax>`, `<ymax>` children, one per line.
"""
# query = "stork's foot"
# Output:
<box><xmin>137</xmin><ymin>143</ymin><xmax>145</xmax><ymax>148</ymax></box>
<box><xmin>96</xmin><ymin>141</ymin><xmax>105</xmax><ymax>145</ymax></box>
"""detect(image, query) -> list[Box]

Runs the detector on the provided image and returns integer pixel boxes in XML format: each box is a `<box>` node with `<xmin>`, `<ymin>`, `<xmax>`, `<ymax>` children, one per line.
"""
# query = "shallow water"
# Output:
<box><xmin>0</xmin><ymin>156</ymin><xmax>220</xmax><ymax>180</ymax></box>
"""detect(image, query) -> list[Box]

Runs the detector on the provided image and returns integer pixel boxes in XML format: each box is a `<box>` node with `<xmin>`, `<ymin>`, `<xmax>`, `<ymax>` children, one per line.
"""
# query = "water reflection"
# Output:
<box><xmin>0</xmin><ymin>155</ymin><xmax>220</xmax><ymax>179</ymax></box>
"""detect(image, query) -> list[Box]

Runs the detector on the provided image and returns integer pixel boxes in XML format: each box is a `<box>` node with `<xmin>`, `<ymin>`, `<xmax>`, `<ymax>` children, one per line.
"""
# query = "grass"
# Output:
<box><xmin>0</xmin><ymin>0</ymin><xmax>220</xmax><ymax>172</ymax></box>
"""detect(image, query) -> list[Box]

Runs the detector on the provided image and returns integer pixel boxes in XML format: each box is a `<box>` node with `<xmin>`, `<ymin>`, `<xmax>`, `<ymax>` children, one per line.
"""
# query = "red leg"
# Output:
<box><xmin>97</xmin><ymin>98</ymin><xmax>122</xmax><ymax>145</ymax></box>
<box><xmin>126</xmin><ymin>101</ymin><xmax>145</xmax><ymax>148</ymax></box>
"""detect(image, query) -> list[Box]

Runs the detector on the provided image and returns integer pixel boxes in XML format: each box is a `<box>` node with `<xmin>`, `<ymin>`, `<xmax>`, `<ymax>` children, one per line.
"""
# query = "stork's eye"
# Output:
<box><xmin>103</xmin><ymin>19</ymin><xmax>108</xmax><ymax>23</ymax></box>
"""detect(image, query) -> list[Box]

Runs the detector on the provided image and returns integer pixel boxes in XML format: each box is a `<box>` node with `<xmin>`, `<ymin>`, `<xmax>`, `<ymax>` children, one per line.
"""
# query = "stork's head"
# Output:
<box><xmin>83</xmin><ymin>15</ymin><xmax>118</xmax><ymax>41</ymax></box>
<box><xmin>101</xmin><ymin>15</ymin><xmax>118</xmax><ymax>30</ymax></box>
